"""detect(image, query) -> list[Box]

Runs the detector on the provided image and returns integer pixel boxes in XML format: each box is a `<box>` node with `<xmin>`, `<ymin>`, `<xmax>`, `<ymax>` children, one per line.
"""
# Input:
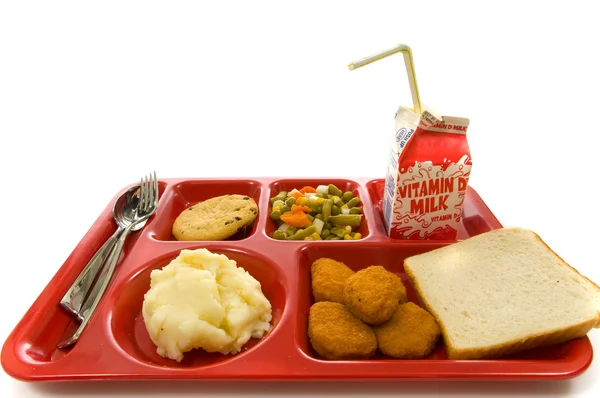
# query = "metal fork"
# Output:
<box><xmin>58</xmin><ymin>172</ymin><xmax>159</xmax><ymax>349</ymax></box>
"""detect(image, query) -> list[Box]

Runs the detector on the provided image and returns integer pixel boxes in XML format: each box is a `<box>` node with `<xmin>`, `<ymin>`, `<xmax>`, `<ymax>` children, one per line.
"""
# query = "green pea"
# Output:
<box><xmin>281</xmin><ymin>205</ymin><xmax>290</xmax><ymax>213</ymax></box>
<box><xmin>273</xmin><ymin>230</ymin><xmax>287</xmax><ymax>240</ymax></box>
<box><xmin>342</xmin><ymin>191</ymin><xmax>354</xmax><ymax>202</ymax></box>
<box><xmin>270</xmin><ymin>210</ymin><xmax>281</xmax><ymax>220</ymax></box>
<box><xmin>324</xmin><ymin>221</ymin><xmax>333</xmax><ymax>230</ymax></box>
<box><xmin>286</xmin><ymin>226</ymin><xmax>297</xmax><ymax>236</ymax></box>
<box><xmin>349</xmin><ymin>207</ymin><xmax>361</xmax><ymax>214</ymax></box>
<box><xmin>321</xmin><ymin>229</ymin><xmax>331</xmax><ymax>238</ymax></box>
<box><xmin>315</xmin><ymin>214</ymin><xmax>324</xmax><ymax>221</ymax></box>
<box><xmin>285</xmin><ymin>197</ymin><xmax>296</xmax><ymax>207</ymax></box>
<box><xmin>331</xmin><ymin>205</ymin><xmax>341</xmax><ymax>216</ymax></box>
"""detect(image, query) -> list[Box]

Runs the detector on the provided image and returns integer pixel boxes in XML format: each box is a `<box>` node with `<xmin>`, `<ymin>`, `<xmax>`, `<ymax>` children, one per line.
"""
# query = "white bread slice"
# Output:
<box><xmin>404</xmin><ymin>227</ymin><xmax>600</xmax><ymax>360</ymax></box>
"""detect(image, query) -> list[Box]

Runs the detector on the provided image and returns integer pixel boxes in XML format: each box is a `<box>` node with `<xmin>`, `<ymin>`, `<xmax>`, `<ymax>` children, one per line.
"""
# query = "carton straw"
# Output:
<box><xmin>348</xmin><ymin>44</ymin><xmax>422</xmax><ymax>115</ymax></box>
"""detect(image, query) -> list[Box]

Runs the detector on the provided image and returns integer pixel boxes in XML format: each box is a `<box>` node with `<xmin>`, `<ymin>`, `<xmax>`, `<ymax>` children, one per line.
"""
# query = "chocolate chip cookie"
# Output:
<box><xmin>172</xmin><ymin>194</ymin><xmax>258</xmax><ymax>241</ymax></box>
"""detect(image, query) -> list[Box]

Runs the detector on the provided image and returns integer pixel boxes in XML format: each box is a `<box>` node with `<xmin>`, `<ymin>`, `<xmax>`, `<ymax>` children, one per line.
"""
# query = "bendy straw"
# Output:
<box><xmin>348</xmin><ymin>44</ymin><xmax>422</xmax><ymax>115</ymax></box>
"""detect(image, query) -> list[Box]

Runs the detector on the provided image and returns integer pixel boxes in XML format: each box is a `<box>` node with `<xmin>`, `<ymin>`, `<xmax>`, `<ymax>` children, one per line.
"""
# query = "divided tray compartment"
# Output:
<box><xmin>1</xmin><ymin>178</ymin><xmax>594</xmax><ymax>381</ymax></box>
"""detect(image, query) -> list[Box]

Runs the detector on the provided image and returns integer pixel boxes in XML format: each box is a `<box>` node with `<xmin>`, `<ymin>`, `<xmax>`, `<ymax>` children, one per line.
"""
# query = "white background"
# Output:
<box><xmin>1</xmin><ymin>0</ymin><xmax>599</xmax><ymax>396</ymax></box>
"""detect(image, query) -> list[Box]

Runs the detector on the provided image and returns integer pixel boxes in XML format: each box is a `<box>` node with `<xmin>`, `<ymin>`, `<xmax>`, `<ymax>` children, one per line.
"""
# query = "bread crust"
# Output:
<box><xmin>404</xmin><ymin>227</ymin><xmax>600</xmax><ymax>360</ymax></box>
<box><xmin>445</xmin><ymin>317</ymin><xmax>596</xmax><ymax>360</ymax></box>
<box><xmin>529</xmin><ymin>229</ymin><xmax>600</xmax><ymax>328</ymax></box>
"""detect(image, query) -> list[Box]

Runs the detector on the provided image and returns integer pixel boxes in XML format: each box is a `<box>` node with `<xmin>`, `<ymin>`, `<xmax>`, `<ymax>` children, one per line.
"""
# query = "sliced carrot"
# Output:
<box><xmin>299</xmin><ymin>186</ymin><xmax>316</xmax><ymax>194</ymax></box>
<box><xmin>292</xmin><ymin>204</ymin><xmax>312</xmax><ymax>213</ymax></box>
<box><xmin>280</xmin><ymin>211</ymin><xmax>312</xmax><ymax>227</ymax></box>
<box><xmin>289</xmin><ymin>190</ymin><xmax>304</xmax><ymax>200</ymax></box>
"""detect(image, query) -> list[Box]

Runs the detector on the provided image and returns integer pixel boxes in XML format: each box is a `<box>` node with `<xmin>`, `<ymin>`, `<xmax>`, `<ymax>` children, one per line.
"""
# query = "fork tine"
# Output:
<box><xmin>153</xmin><ymin>171</ymin><xmax>159</xmax><ymax>209</ymax></box>
<box><xmin>140</xmin><ymin>175</ymin><xmax>146</xmax><ymax>213</ymax></box>
<box><xmin>139</xmin><ymin>177</ymin><xmax>144</xmax><ymax>210</ymax></box>
<box><xmin>148</xmin><ymin>172</ymin><xmax>155</xmax><ymax>211</ymax></box>
<box><xmin>142</xmin><ymin>176</ymin><xmax>150</xmax><ymax>213</ymax></box>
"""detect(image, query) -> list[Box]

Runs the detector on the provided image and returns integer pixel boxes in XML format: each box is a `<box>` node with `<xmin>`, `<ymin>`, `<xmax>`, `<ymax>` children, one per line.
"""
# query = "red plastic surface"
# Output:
<box><xmin>1</xmin><ymin>177</ymin><xmax>593</xmax><ymax>381</ymax></box>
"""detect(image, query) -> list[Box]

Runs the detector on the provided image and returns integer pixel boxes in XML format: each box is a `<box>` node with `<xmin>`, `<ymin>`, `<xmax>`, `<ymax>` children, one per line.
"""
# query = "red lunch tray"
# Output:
<box><xmin>1</xmin><ymin>177</ymin><xmax>593</xmax><ymax>381</ymax></box>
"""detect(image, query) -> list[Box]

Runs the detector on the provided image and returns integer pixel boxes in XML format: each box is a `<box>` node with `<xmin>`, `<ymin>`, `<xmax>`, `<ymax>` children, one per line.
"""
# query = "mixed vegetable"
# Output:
<box><xmin>269</xmin><ymin>184</ymin><xmax>363</xmax><ymax>240</ymax></box>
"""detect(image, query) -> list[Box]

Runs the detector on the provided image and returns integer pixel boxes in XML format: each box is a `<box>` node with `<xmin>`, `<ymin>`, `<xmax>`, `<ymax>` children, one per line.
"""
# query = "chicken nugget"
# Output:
<box><xmin>308</xmin><ymin>301</ymin><xmax>377</xmax><ymax>360</ymax></box>
<box><xmin>373</xmin><ymin>302</ymin><xmax>441</xmax><ymax>359</ymax></box>
<box><xmin>343</xmin><ymin>265</ymin><xmax>407</xmax><ymax>325</ymax></box>
<box><xmin>311</xmin><ymin>258</ymin><xmax>355</xmax><ymax>303</ymax></box>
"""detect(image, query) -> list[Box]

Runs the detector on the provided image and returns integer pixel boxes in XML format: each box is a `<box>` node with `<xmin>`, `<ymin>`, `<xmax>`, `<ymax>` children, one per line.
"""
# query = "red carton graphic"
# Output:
<box><xmin>383</xmin><ymin>108</ymin><xmax>471</xmax><ymax>240</ymax></box>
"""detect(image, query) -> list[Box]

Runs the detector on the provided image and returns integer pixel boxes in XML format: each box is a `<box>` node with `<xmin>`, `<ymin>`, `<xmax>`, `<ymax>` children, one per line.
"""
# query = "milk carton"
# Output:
<box><xmin>349</xmin><ymin>44</ymin><xmax>472</xmax><ymax>240</ymax></box>
<box><xmin>383</xmin><ymin>108</ymin><xmax>471</xmax><ymax>240</ymax></box>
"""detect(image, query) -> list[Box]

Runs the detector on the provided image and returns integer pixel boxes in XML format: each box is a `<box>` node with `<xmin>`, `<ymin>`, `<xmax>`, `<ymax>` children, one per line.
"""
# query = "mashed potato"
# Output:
<box><xmin>142</xmin><ymin>248</ymin><xmax>272</xmax><ymax>362</ymax></box>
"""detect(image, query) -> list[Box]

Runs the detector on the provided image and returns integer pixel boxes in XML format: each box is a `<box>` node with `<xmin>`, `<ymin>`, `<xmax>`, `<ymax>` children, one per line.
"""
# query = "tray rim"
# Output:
<box><xmin>1</xmin><ymin>176</ymin><xmax>594</xmax><ymax>382</ymax></box>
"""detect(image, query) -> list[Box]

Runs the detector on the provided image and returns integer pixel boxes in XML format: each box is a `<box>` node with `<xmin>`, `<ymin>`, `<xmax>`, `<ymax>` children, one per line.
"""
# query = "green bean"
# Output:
<box><xmin>287</xmin><ymin>226</ymin><xmax>317</xmax><ymax>240</ymax></box>
<box><xmin>321</xmin><ymin>229</ymin><xmax>331</xmax><ymax>238</ymax></box>
<box><xmin>328</xmin><ymin>184</ymin><xmax>343</xmax><ymax>197</ymax></box>
<box><xmin>273</xmin><ymin>230</ymin><xmax>287</xmax><ymax>240</ymax></box>
<box><xmin>315</xmin><ymin>193</ymin><xmax>326</xmax><ymax>198</ymax></box>
<box><xmin>285</xmin><ymin>197</ymin><xmax>296</xmax><ymax>207</ymax></box>
<box><xmin>330</xmin><ymin>226</ymin><xmax>347</xmax><ymax>238</ymax></box>
<box><xmin>286</xmin><ymin>226</ymin><xmax>297</xmax><ymax>236</ymax></box>
<box><xmin>346</xmin><ymin>197</ymin><xmax>360</xmax><ymax>208</ymax></box>
<box><xmin>328</xmin><ymin>214</ymin><xmax>362</xmax><ymax>227</ymax></box>
<box><xmin>270</xmin><ymin>209</ymin><xmax>281</xmax><ymax>220</ymax></box>
<box><xmin>325</xmin><ymin>234</ymin><xmax>338</xmax><ymax>240</ymax></box>
<box><xmin>331</xmin><ymin>205</ymin><xmax>341</xmax><ymax>216</ymax></box>
<box><xmin>342</xmin><ymin>191</ymin><xmax>354</xmax><ymax>202</ymax></box>
<box><xmin>270</xmin><ymin>191</ymin><xmax>287</xmax><ymax>204</ymax></box>
<box><xmin>306</xmin><ymin>202</ymin><xmax>319</xmax><ymax>212</ymax></box>
<box><xmin>349</xmin><ymin>207</ymin><xmax>361</xmax><ymax>214</ymax></box>
<box><xmin>331</xmin><ymin>195</ymin><xmax>342</xmax><ymax>206</ymax></box>
<box><xmin>306</xmin><ymin>214</ymin><xmax>314</xmax><ymax>223</ymax></box>
<box><xmin>322</xmin><ymin>199</ymin><xmax>333</xmax><ymax>221</ymax></box>
<box><xmin>281</xmin><ymin>205</ymin><xmax>290</xmax><ymax>213</ymax></box>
